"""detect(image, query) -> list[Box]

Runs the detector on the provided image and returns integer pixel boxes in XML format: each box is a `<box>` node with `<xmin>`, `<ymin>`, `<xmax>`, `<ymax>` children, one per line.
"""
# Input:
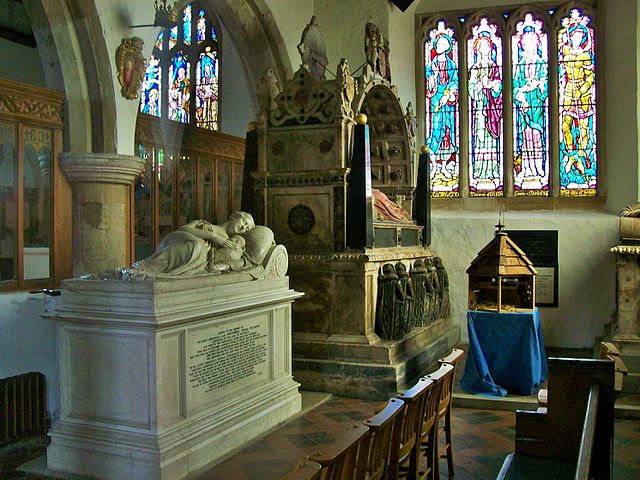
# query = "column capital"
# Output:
<box><xmin>60</xmin><ymin>152</ymin><xmax>144</xmax><ymax>185</ymax></box>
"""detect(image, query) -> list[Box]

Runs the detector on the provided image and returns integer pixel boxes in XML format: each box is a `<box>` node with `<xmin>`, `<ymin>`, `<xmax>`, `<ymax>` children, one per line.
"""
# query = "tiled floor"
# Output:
<box><xmin>4</xmin><ymin>395</ymin><xmax>639</xmax><ymax>479</ymax></box>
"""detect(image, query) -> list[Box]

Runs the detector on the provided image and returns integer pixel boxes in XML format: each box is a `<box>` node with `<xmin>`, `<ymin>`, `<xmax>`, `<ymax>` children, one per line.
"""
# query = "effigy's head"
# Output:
<box><xmin>228</xmin><ymin>211</ymin><xmax>255</xmax><ymax>234</ymax></box>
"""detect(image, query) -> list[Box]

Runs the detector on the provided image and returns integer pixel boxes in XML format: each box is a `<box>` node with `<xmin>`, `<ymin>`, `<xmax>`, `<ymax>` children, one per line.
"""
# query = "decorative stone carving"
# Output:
<box><xmin>373</xmin><ymin>256</ymin><xmax>450</xmax><ymax>341</ymax></box>
<box><xmin>115</xmin><ymin>37</ymin><xmax>146</xmax><ymax>100</ymax></box>
<box><xmin>269</xmin><ymin>67</ymin><xmax>336</xmax><ymax>126</ymax></box>
<box><xmin>297</xmin><ymin>16</ymin><xmax>328</xmax><ymax>81</ymax></box>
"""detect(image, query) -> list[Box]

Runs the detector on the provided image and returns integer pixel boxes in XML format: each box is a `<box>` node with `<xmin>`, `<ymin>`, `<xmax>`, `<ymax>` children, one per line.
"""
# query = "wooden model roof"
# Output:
<box><xmin>466</xmin><ymin>231</ymin><xmax>538</xmax><ymax>277</ymax></box>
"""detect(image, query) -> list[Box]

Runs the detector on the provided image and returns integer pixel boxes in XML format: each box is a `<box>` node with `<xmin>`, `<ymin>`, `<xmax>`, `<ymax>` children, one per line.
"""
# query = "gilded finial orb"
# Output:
<box><xmin>355</xmin><ymin>113</ymin><xmax>368</xmax><ymax>125</ymax></box>
<box><xmin>420</xmin><ymin>145</ymin><xmax>429</xmax><ymax>154</ymax></box>
<box><xmin>247</xmin><ymin>121</ymin><xmax>257</xmax><ymax>132</ymax></box>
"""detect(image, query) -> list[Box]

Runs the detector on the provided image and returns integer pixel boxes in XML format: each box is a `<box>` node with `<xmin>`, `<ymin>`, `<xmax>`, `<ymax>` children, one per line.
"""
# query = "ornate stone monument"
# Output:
<box><xmin>610</xmin><ymin>205</ymin><xmax>640</xmax><ymax>394</ymax></box>
<box><xmin>249</xmin><ymin>20</ymin><xmax>458</xmax><ymax>399</ymax></box>
<box><xmin>45</xmin><ymin>214</ymin><xmax>302</xmax><ymax>479</ymax></box>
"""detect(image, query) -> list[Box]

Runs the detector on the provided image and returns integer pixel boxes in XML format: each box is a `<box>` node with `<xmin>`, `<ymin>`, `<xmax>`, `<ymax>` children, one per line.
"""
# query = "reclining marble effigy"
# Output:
<box><xmin>85</xmin><ymin>211</ymin><xmax>288</xmax><ymax>282</ymax></box>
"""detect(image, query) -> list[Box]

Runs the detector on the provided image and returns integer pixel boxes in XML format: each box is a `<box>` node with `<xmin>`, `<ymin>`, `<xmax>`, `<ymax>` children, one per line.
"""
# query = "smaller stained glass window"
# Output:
<box><xmin>196</xmin><ymin>48</ymin><xmax>218</xmax><ymax>130</ymax></box>
<box><xmin>169</xmin><ymin>25</ymin><xmax>178</xmax><ymax>49</ymax></box>
<box><xmin>140</xmin><ymin>55</ymin><xmax>161</xmax><ymax>117</ymax></box>
<box><xmin>467</xmin><ymin>18</ymin><xmax>504</xmax><ymax>197</ymax></box>
<box><xmin>168</xmin><ymin>52</ymin><xmax>190</xmax><ymax>123</ymax></box>
<box><xmin>425</xmin><ymin>20</ymin><xmax>460</xmax><ymax>198</ymax></box>
<box><xmin>512</xmin><ymin>13</ymin><xmax>549</xmax><ymax>196</ymax></box>
<box><xmin>183</xmin><ymin>4</ymin><xmax>192</xmax><ymax>46</ymax></box>
<box><xmin>197</xmin><ymin>9</ymin><xmax>206</xmax><ymax>43</ymax></box>
<box><xmin>558</xmin><ymin>8</ymin><xmax>597</xmax><ymax>196</ymax></box>
<box><xmin>155</xmin><ymin>31</ymin><xmax>164</xmax><ymax>51</ymax></box>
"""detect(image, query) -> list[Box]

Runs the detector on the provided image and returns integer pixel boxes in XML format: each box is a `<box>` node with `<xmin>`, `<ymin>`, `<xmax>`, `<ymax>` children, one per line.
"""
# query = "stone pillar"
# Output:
<box><xmin>60</xmin><ymin>153</ymin><xmax>144</xmax><ymax>276</ymax></box>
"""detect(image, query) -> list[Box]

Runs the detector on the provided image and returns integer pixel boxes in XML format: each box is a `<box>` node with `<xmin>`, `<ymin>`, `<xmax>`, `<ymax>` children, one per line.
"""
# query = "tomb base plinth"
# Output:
<box><xmin>44</xmin><ymin>274</ymin><xmax>302</xmax><ymax>480</ymax></box>
<box><xmin>289</xmin><ymin>247</ymin><xmax>459</xmax><ymax>399</ymax></box>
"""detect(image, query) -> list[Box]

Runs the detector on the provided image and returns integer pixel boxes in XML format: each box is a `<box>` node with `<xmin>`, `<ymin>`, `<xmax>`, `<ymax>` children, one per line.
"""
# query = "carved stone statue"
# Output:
<box><xmin>375</xmin><ymin>263</ymin><xmax>400</xmax><ymax>340</ymax></box>
<box><xmin>393</xmin><ymin>262</ymin><xmax>413</xmax><ymax>339</ymax></box>
<box><xmin>87</xmin><ymin>212</ymin><xmax>286</xmax><ymax>281</ymax></box>
<box><xmin>434</xmin><ymin>256</ymin><xmax>450</xmax><ymax>318</ymax></box>
<box><xmin>372</xmin><ymin>189</ymin><xmax>412</xmax><ymax>222</ymax></box>
<box><xmin>409</xmin><ymin>259</ymin><xmax>428</xmax><ymax>327</ymax></box>
<box><xmin>425</xmin><ymin>257</ymin><xmax>441</xmax><ymax>324</ymax></box>
<box><xmin>405</xmin><ymin>101</ymin><xmax>417</xmax><ymax>146</ymax></box>
<box><xmin>257</xmin><ymin>68</ymin><xmax>281</xmax><ymax>121</ymax></box>
<box><xmin>297</xmin><ymin>16</ymin><xmax>328</xmax><ymax>81</ymax></box>
<box><xmin>337</xmin><ymin>58</ymin><xmax>356</xmax><ymax>117</ymax></box>
<box><xmin>364</xmin><ymin>22</ymin><xmax>391</xmax><ymax>81</ymax></box>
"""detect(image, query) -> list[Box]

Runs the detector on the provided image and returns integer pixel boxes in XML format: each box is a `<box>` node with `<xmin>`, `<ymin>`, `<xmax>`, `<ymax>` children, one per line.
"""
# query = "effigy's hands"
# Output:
<box><xmin>221</xmin><ymin>239</ymin><xmax>235</xmax><ymax>249</ymax></box>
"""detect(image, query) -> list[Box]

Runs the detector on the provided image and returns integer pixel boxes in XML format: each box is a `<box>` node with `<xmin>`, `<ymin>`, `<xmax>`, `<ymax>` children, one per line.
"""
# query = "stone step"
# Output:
<box><xmin>623</xmin><ymin>372</ymin><xmax>640</xmax><ymax>394</ymax></box>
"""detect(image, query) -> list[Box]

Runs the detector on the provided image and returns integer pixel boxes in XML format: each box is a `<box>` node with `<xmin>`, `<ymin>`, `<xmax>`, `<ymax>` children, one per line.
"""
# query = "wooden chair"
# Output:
<box><xmin>420</xmin><ymin>363</ymin><xmax>454</xmax><ymax>480</ymax></box>
<box><xmin>416</xmin><ymin>365</ymin><xmax>449</xmax><ymax>480</ymax></box>
<box><xmin>359</xmin><ymin>397</ymin><xmax>405</xmax><ymax>480</ymax></box>
<box><xmin>436</xmin><ymin>348</ymin><xmax>464</xmax><ymax>478</ymax></box>
<box><xmin>308</xmin><ymin>423</ymin><xmax>369</xmax><ymax>480</ymax></box>
<box><xmin>282</xmin><ymin>460</ymin><xmax>323</xmax><ymax>480</ymax></box>
<box><xmin>394</xmin><ymin>378</ymin><xmax>434</xmax><ymax>480</ymax></box>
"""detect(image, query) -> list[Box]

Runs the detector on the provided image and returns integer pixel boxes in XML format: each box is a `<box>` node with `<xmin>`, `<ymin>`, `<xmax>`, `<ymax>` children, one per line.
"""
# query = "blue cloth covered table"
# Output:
<box><xmin>461</xmin><ymin>308</ymin><xmax>547</xmax><ymax>397</ymax></box>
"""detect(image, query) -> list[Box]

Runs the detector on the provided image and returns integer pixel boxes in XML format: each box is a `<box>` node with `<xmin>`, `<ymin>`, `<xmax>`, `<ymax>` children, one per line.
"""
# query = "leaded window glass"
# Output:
<box><xmin>421</xmin><ymin>4</ymin><xmax>599</xmax><ymax>200</ymax></box>
<box><xmin>558</xmin><ymin>8</ymin><xmax>597</xmax><ymax>196</ymax></box>
<box><xmin>512</xmin><ymin>13</ymin><xmax>549</xmax><ymax>195</ymax></box>
<box><xmin>140</xmin><ymin>1</ymin><xmax>219</xmax><ymax>131</ymax></box>
<box><xmin>424</xmin><ymin>20</ymin><xmax>460</xmax><ymax>197</ymax></box>
<box><xmin>468</xmin><ymin>18</ymin><xmax>504</xmax><ymax>196</ymax></box>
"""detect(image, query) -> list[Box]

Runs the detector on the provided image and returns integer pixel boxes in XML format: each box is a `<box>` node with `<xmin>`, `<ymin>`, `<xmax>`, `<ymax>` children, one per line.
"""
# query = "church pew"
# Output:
<box><xmin>498</xmin><ymin>357</ymin><xmax>615</xmax><ymax>480</ymax></box>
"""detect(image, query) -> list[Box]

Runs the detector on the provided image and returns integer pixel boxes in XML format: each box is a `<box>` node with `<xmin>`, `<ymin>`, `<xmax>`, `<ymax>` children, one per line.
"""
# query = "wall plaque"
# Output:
<box><xmin>506</xmin><ymin>230</ymin><xmax>559</xmax><ymax>307</ymax></box>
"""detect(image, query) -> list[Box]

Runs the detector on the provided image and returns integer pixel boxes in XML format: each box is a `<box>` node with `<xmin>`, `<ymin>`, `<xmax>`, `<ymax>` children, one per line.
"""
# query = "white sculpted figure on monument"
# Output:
<box><xmin>86</xmin><ymin>212</ymin><xmax>287</xmax><ymax>280</ymax></box>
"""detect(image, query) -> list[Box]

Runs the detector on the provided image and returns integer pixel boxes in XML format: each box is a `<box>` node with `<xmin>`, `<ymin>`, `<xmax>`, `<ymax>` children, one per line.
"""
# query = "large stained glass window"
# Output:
<box><xmin>558</xmin><ymin>8</ymin><xmax>597</xmax><ymax>196</ymax></box>
<box><xmin>512</xmin><ymin>13</ymin><xmax>549</xmax><ymax>196</ymax></box>
<box><xmin>140</xmin><ymin>1</ymin><xmax>220</xmax><ymax>131</ymax></box>
<box><xmin>468</xmin><ymin>18</ymin><xmax>504</xmax><ymax>196</ymax></box>
<box><xmin>423</xmin><ymin>5</ymin><xmax>599</xmax><ymax>200</ymax></box>
<box><xmin>424</xmin><ymin>20</ymin><xmax>460</xmax><ymax>197</ymax></box>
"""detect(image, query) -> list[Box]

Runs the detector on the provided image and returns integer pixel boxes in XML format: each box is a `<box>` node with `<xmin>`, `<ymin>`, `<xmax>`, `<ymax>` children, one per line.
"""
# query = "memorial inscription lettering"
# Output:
<box><xmin>188</xmin><ymin>324</ymin><xmax>268</xmax><ymax>393</ymax></box>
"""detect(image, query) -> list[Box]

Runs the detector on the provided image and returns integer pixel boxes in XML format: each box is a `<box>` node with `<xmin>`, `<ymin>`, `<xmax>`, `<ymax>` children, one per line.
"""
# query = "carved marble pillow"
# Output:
<box><xmin>241</xmin><ymin>226</ymin><xmax>275</xmax><ymax>265</ymax></box>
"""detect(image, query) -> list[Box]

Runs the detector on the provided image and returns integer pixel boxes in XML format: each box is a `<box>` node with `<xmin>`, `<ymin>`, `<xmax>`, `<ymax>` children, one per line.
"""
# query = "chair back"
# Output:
<box><xmin>438</xmin><ymin>348</ymin><xmax>464</xmax><ymax>371</ymax></box>
<box><xmin>394</xmin><ymin>378</ymin><xmax>434</xmax><ymax>479</ymax></box>
<box><xmin>283</xmin><ymin>460</ymin><xmax>323</xmax><ymax>480</ymax></box>
<box><xmin>429</xmin><ymin>362</ymin><xmax>456</xmax><ymax>418</ymax></box>
<box><xmin>359</xmin><ymin>398</ymin><xmax>405</xmax><ymax>480</ymax></box>
<box><xmin>308</xmin><ymin>423</ymin><xmax>369</xmax><ymax>480</ymax></box>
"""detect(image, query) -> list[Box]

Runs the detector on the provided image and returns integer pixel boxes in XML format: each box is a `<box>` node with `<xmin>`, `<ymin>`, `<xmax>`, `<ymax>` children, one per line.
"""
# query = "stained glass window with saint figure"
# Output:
<box><xmin>468</xmin><ymin>18</ymin><xmax>504</xmax><ymax>197</ymax></box>
<box><xmin>558</xmin><ymin>8</ymin><xmax>597</xmax><ymax>196</ymax></box>
<box><xmin>512</xmin><ymin>13</ymin><xmax>549</xmax><ymax>196</ymax></box>
<box><xmin>425</xmin><ymin>20</ymin><xmax>460</xmax><ymax>197</ymax></box>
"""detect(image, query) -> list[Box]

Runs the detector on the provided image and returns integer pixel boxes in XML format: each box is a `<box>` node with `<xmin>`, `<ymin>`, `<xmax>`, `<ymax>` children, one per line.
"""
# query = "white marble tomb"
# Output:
<box><xmin>44</xmin><ymin>272</ymin><xmax>303</xmax><ymax>479</ymax></box>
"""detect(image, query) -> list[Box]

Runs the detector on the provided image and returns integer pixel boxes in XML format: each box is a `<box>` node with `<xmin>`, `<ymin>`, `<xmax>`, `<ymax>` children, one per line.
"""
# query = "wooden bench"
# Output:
<box><xmin>498</xmin><ymin>357</ymin><xmax>615</xmax><ymax>480</ymax></box>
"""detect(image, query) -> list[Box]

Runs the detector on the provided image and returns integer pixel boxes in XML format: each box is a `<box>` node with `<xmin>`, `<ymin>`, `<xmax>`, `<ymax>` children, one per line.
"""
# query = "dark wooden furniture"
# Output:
<box><xmin>395</xmin><ymin>378</ymin><xmax>434</xmax><ymax>480</ymax></box>
<box><xmin>361</xmin><ymin>398</ymin><xmax>405</xmax><ymax>480</ymax></box>
<box><xmin>282</xmin><ymin>460</ymin><xmax>323</xmax><ymax>480</ymax></box>
<box><xmin>418</xmin><ymin>363</ymin><xmax>452</xmax><ymax>479</ymax></box>
<box><xmin>437</xmin><ymin>348</ymin><xmax>464</xmax><ymax>477</ymax></box>
<box><xmin>498</xmin><ymin>357</ymin><xmax>615</xmax><ymax>480</ymax></box>
<box><xmin>307</xmin><ymin>423</ymin><xmax>369</xmax><ymax>480</ymax></box>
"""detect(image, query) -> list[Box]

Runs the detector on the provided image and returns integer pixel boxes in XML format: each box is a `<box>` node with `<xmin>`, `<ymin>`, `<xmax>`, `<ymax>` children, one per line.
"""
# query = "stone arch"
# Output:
<box><xmin>25</xmin><ymin>0</ymin><xmax>117</xmax><ymax>153</ymax></box>
<box><xmin>202</xmin><ymin>0</ymin><xmax>293</xmax><ymax>114</ymax></box>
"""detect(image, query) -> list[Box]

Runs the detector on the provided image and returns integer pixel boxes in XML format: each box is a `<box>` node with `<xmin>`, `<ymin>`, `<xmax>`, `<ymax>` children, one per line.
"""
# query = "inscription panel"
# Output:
<box><xmin>187</xmin><ymin>313</ymin><xmax>271</xmax><ymax>412</ymax></box>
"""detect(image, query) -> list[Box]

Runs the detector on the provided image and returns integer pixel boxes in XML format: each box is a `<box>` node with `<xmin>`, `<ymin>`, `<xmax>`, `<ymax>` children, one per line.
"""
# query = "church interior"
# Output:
<box><xmin>1</xmin><ymin>0</ymin><xmax>640</xmax><ymax>478</ymax></box>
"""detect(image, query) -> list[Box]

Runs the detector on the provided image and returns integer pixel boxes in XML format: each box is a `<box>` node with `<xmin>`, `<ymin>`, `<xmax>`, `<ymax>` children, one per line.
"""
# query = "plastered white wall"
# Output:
<box><xmin>0</xmin><ymin>292</ymin><xmax>58</xmax><ymax>419</ymax></box>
